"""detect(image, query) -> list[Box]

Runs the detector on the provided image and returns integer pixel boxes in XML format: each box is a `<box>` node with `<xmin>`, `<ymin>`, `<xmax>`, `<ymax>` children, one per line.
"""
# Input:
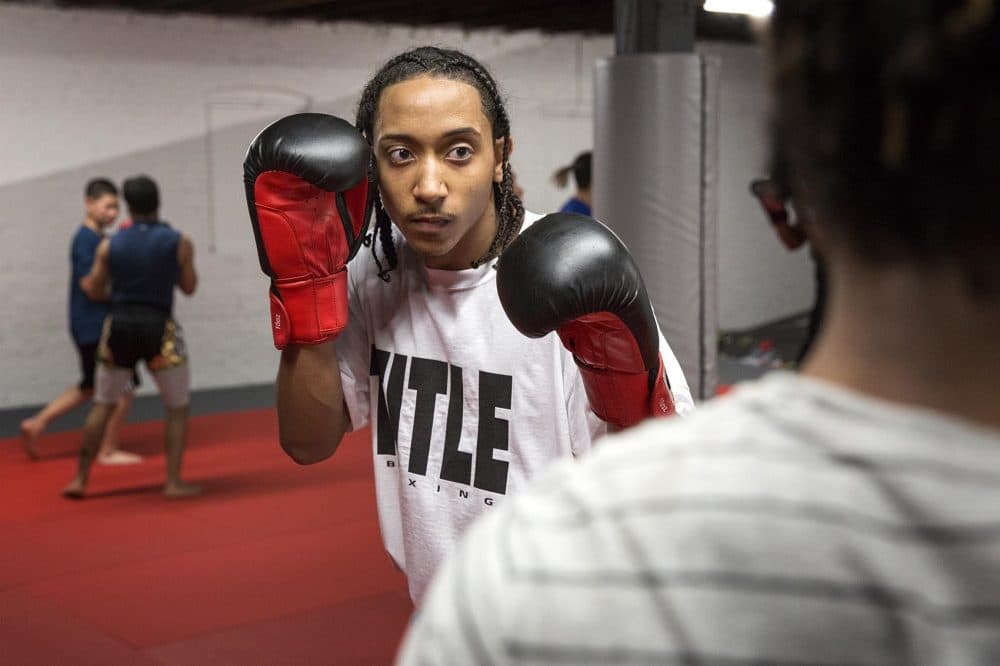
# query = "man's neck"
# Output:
<box><xmin>83</xmin><ymin>217</ymin><xmax>103</xmax><ymax>234</ymax></box>
<box><xmin>802</xmin><ymin>261</ymin><xmax>1000</xmax><ymax>430</ymax></box>
<box><xmin>576</xmin><ymin>189</ymin><xmax>592</xmax><ymax>207</ymax></box>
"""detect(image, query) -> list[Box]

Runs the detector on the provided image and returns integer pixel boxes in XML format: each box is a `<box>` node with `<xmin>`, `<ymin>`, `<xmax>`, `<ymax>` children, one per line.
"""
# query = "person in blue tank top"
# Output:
<box><xmin>63</xmin><ymin>175</ymin><xmax>201</xmax><ymax>499</ymax></box>
<box><xmin>20</xmin><ymin>178</ymin><xmax>139</xmax><ymax>464</ymax></box>
<box><xmin>553</xmin><ymin>151</ymin><xmax>592</xmax><ymax>216</ymax></box>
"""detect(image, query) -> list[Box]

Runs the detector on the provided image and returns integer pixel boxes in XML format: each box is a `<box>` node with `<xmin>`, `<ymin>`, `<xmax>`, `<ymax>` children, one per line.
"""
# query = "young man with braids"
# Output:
<box><xmin>399</xmin><ymin>3</ymin><xmax>1000</xmax><ymax>663</ymax></box>
<box><xmin>244</xmin><ymin>46</ymin><xmax>693</xmax><ymax>603</ymax></box>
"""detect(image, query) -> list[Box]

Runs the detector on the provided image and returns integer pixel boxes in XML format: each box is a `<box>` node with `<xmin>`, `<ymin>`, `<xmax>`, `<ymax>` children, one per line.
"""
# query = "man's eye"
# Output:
<box><xmin>387</xmin><ymin>148</ymin><xmax>413</xmax><ymax>164</ymax></box>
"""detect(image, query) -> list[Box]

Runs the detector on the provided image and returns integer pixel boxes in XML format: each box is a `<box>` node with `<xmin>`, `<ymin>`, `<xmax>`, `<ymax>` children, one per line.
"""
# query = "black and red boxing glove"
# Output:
<box><xmin>750</xmin><ymin>178</ymin><xmax>789</xmax><ymax>224</ymax></box>
<box><xmin>750</xmin><ymin>178</ymin><xmax>808</xmax><ymax>250</ymax></box>
<box><xmin>496</xmin><ymin>212</ymin><xmax>675</xmax><ymax>429</ymax></box>
<box><xmin>243</xmin><ymin>113</ymin><xmax>372</xmax><ymax>349</ymax></box>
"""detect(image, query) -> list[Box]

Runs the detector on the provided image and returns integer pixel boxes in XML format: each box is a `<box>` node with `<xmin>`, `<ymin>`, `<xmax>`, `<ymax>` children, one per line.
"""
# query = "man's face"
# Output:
<box><xmin>374</xmin><ymin>75</ymin><xmax>504</xmax><ymax>270</ymax></box>
<box><xmin>85</xmin><ymin>193</ymin><xmax>120</xmax><ymax>228</ymax></box>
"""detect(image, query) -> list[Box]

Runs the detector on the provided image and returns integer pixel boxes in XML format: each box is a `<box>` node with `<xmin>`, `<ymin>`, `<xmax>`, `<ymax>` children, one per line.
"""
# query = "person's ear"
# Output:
<box><xmin>494</xmin><ymin>136</ymin><xmax>512</xmax><ymax>183</ymax></box>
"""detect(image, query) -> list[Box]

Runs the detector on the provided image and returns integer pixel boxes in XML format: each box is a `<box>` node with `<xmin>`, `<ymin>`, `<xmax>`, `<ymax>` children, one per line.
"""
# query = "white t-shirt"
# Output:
<box><xmin>400</xmin><ymin>372</ymin><xmax>1000</xmax><ymax>664</ymax></box>
<box><xmin>336</xmin><ymin>211</ymin><xmax>693</xmax><ymax>602</ymax></box>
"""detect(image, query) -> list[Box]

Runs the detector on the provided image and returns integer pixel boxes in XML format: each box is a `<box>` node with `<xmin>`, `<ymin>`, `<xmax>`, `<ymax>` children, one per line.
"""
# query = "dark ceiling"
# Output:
<box><xmin>34</xmin><ymin>0</ymin><xmax>755</xmax><ymax>41</ymax></box>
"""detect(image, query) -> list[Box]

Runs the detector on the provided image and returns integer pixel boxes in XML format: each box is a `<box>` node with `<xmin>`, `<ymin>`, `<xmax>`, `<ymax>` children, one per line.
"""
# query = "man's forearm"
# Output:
<box><xmin>276</xmin><ymin>341</ymin><xmax>350</xmax><ymax>464</ymax></box>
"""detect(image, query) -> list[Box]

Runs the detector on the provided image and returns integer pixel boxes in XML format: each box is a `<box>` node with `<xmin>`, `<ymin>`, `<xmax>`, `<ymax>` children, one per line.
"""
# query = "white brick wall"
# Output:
<box><xmin>0</xmin><ymin>4</ymin><xmax>811</xmax><ymax>408</ymax></box>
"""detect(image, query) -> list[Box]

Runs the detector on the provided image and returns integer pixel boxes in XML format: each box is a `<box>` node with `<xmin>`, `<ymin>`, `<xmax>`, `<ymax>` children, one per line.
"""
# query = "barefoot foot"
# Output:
<box><xmin>20</xmin><ymin>419</ymin><xmax>43</xmax><ymax>459</ymax></box>
<box><xmin>62</xmin><ymin>477</ymin><xmax>87</xmax><ymax>499</ymax></box>
<box><xmin>98</xmin><ymin>450</ymin><xmax>144</xmax><ymax>466</ymax></box>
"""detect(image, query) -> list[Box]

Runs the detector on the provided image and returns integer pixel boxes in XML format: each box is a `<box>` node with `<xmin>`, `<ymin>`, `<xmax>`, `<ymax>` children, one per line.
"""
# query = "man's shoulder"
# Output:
<box><xmin>154</xmin><ymin>221</ymin><xmax>182</xmax><ymax>241</ymax></box>
<box><xmin>70</xmin><ymin>227</ymin><xmax>103</xmax><ymax>263</ymax></box>
<box><xmin>590</xmin><ymin>375</ymin><xmax>800</xmax><ymax>454</ymax></box>
<box><xmin>506</xmin><ymin>369</ymin><xmax>1000</xmax><ymax>554</ymax></box>
<box><xmin>558</xmin><ymin>198</ymin><xmax>590</xmax><ymax>215</ymax></box>
<box><xmin>506</xmin><ymin>374</ymin><xmax>843</xmax><ymax>527</ymax></box>
<box><xmin>71</xmin><ymin>224</ymin><xmax>98</xmax><ymax>245</ymax></box>
<box><xmin>464</xmin><ymin>377</ymin><xmax>858</xmax><ymax>633</ymax></box>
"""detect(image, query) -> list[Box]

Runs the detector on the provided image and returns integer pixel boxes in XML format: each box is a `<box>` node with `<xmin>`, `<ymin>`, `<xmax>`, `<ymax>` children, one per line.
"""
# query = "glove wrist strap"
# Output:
<box><xmin>572</xmin><ymin>351</ymin><xmax>677</xmax><ymax>428</ymax></box>
<box><xmin>648</xmin><ymin>355</ymin><xmax>677</xmax><ymax>419</ymax></box>
<box><xmin>269</xmin><ymin>270</ymin><xmax>348</xmax><ymax>350</ymax></box>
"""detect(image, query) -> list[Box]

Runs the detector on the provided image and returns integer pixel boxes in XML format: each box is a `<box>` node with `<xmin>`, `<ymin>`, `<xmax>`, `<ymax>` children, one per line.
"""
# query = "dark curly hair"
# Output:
<box><xmin>355</xmin><ymin>46</ymin><xmax>525</xmax><ymax>280</ymax></box>
<box><xmin>769</xmin><ymin>0</ymin><xmax>1000</xmax><ymax>296</ymax></box>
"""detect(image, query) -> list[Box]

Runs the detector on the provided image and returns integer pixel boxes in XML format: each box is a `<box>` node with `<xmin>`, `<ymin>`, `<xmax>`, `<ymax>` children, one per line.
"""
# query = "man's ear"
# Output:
<box><xmin>494</xmin><ymin>136</ymin><xmax>512</xmax><ymax>183</ymax></box>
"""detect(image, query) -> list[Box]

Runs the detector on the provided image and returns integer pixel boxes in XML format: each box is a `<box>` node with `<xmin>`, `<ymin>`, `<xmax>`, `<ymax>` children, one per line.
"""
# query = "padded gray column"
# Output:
<box><xmin>594</xmin><ymin>54</ymin><xmax>719</xmax><ymax>400</ymax></box>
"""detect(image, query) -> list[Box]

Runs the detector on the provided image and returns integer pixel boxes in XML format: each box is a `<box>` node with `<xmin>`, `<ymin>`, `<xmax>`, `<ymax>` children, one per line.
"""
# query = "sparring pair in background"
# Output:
<box><xmin>243</xmin><ymin>47</ymin><xmax>692</xmax><ymax>603</ymax></box>
<box><xmin>63</xmin><ymin>176</ymin><xmax>201</xmax><ymax>499</ymax></box>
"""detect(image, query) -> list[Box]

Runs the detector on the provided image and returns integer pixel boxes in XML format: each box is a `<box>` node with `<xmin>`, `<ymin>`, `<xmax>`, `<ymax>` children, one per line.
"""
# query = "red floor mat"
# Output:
<box><xmin>0</xmin><ymin>410</ymin><xmax>412</xmax><ymax>665</ymax></box>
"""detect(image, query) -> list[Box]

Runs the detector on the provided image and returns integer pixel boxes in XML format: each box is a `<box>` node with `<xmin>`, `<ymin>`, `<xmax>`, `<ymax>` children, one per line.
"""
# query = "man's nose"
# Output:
<box><xmin>413</xmin><ymin>159</ymin><xmax>447</xmax><ymax>204</ymax></box>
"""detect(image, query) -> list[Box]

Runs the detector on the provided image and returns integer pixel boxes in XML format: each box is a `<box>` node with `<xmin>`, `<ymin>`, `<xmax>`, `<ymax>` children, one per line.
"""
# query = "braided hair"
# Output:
<box><xmin>768</xmin><ymin>0</ymin><xmax>1000</xmax><ymax>296</ymax></box>
<box><xmin>355</xmin><ymin>46</ymin><xmax>525</xmax><ymax>280</ymax></box>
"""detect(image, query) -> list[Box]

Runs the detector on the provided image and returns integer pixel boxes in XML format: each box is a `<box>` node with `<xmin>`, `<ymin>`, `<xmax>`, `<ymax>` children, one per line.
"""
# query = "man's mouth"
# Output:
<box><xmin>408</xmin><ymin>215</ymin><xmax>451</xmax><ymax>229</ymax></box>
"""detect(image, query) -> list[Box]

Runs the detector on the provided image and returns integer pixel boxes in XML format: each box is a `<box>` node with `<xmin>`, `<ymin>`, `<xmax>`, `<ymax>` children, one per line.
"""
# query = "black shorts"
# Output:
<box><xmin>75</xmin><ymin>341</ymin><xmax>99</xmax><ymax>390</ymax></box>
<box><xmin>98</xmin><ymin>304</ymin><xmax>187</xmax><ymax>371</ymax></box>
<box><xmin>75</xmin><ymin>340</ymin><xmax>140</xmax><ymax>391</ymax></box>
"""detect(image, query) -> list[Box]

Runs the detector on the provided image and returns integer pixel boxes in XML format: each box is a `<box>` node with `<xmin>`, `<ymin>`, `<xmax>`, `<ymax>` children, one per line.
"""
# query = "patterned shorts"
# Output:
<box><xmin>95</xmin><ymin>305</ymin><xmax>189</xmax><ymax>408</ymax></box>
<box><xmin>98</xmin><ymin>305</ymin><xmax>187</xmax><ymax>372</ymax></box>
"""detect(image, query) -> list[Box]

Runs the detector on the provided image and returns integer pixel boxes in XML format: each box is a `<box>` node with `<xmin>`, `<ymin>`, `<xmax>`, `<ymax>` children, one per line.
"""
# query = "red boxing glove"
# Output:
<box><xmin>750</xmin><ymin>178</ymin><xmax>789</xmax><ymax>224</ymax></box>
<box><xmin>496</xmin><ymin>213</ymin><xmax>675</xmax><ymax>429</ymax></box>
<box><xmin>750</xmin><ymin>178</ymin><xmax>808</xmax><ymax>250</ymax></box>
<box><xmin>557</xmin><ymin>314</ymin><xmax>675</xmax><ymax>426</ymax></box>
<box><xmin>243</xmin><ymin>113</ymin><xmax>372</xmax><ymax>349</ymax></box>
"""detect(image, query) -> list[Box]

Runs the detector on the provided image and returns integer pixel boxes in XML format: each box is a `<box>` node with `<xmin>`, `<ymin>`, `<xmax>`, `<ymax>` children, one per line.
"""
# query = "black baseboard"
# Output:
<box><xmin>0</xmin><ymin>383</ymin><xmax>275</xmax><ymax>439</ymax></box>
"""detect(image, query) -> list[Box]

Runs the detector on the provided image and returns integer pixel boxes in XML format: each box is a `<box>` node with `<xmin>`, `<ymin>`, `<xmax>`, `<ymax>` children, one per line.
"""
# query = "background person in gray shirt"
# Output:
<box><xmin>399</xmin><ymin>1</ymin><xmax>1000</xmax><ymax>663</ymax></box>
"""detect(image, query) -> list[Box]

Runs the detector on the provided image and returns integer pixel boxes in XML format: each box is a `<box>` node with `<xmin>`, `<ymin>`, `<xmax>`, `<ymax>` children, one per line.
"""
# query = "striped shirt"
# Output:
<box><xmin>398</xmin><ymin>372</ymin><xmax>1000</xmax><ymax>665</ymax></box>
